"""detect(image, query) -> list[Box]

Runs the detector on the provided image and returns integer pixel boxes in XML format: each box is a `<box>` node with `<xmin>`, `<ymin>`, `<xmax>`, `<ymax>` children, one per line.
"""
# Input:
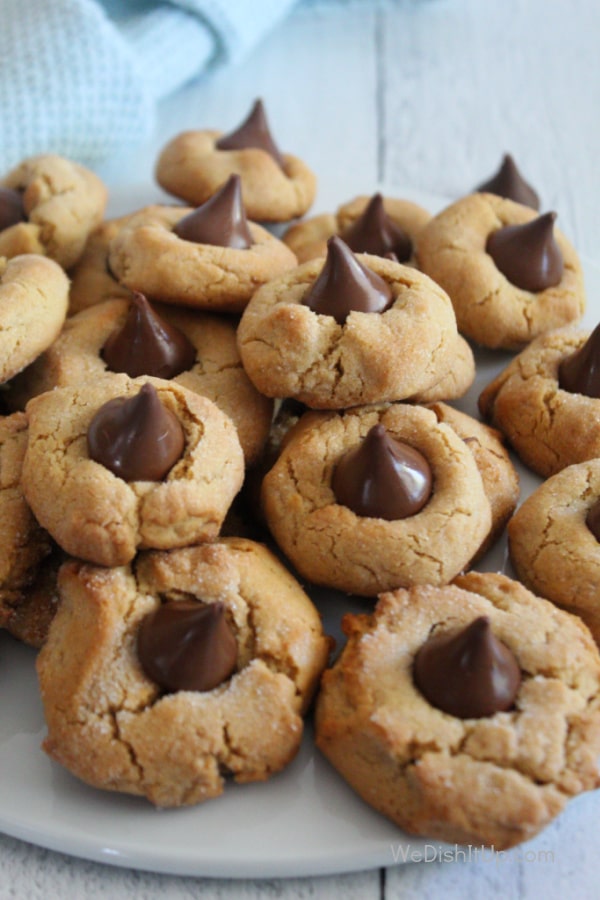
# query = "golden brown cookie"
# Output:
<box><xmin>416</xmin><ymin>193</ymin><xmax>584</xmax><ymax>349</ymax></box>
<box><xmin>0</xmin><ymin>254</ymin><xmax>69</xmax><ymax>383</ymax></box>
<box><xmin>0</xmin><ymin>154</ymin><xmax>107</xmax><ymax>269</ymax></box>
<box><xmin>107</xmin><ymin>204</ymin><xmax>297</xmax><ymax>313</ymax></box>
<box><xmin>3</xmin><ymin>549</ymin><xmax>63</xmax><ymax>649</ymax></box>
<box><xmin>479</xmin><ymin>326</ymin><xmax>600</xmax><ymax>477</ymax></box>
<box><xmin>261</xmin><ymin>403</ymin><xmax>492</xmax><ymax>595</ymax></box>
<box><xmin>7</xmin><ymin>298</ymin><xmax>273</xmax><ymax>467</ymax></box>
<box><xmin>237</xmin><ymin>254</ymin><xmax>459</xmax><ymax>409</ymax></box>
<box><xmin>0</xmin><ymin>412</ymin><xmax>53</xmax><ymax>644</ymax></box>
<box><xmin>409</xmin><ymin>334</ymin><xmax>475</xmax><ymax>403</ymax></box>
<box><xmin>282</xmin><ymin>193</ymin><xmax>431</xmax><ymax>263</ymax></box>
<box><xmin>315</xmin><ymin>572</ymin><xmax>600</xmax><ymax>849</ymax></box>
<box><xmin>37</xmin><ymin>539</ymin><xmax>331</xmax><ymax>807</ymax></box>
<box><xmin>508</xmin><ymin>459</ymin><xmax>600</xmax><ymax>643</ymax></box>
<box><xmin>22</xmin><ymin>376</ymin><xmax>245</xmax><ymax>567</ymax></box>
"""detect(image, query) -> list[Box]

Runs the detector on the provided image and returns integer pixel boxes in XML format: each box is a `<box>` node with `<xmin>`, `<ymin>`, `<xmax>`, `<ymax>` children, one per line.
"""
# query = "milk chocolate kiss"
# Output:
<box><xmin>87</xmin><ymin>382</ymin><xmax>185</xmax><ymax>482</ymax></box>
<box><xmin>476</xmin><ymin>154</ymin><xmax>540</xmax><ymax>210</ymax></box>
<box><xmin>342</xmin><ymin>193</ymin><xmax>412</xmax><ymax>262</ymax></box>
<box><xmin>137</xmin><ymin>600</ymin><xmax>238</xmax><ymax>693</ymax></box>
<box><xmin>331</xmin><ymin>423</ymin><xmax>432</xmax><ymax>520</ymax></box>
<box><xmin>302</xmin><ymin>236</ymin><xmax>393</xmax><ymax>324</ymax></box>
<box><xmin>0</xmin><ymin>187</ymin><xmax>26</xmax><ymax>232</ymax></box>
<box><xmin>102</xmin><ymin>292</ymin><xmax>196</xmax><ymax>378</ymax></box>
<box><xmin>173</xmin><ymin>174</ymin><xmax>254</xmax><ymax>249</ymax></box>
<box><xmin>486</xmin><ymin>211</ymin><xmax>563</xmax><ymax>292</ymax></box>
<box><xmin>413</xmin><ymin>616</ymin><xmax>521</xmax><ymax>719</ymax></box>
<box><xmin>215</xmin><ymin>99</ymin><xmax>285</xmax><ymax>169</ymax></box>
<box><xmin>558</xmin><ymin>324</ymin><xmax>600</xmax><ymax>399</ymax></box>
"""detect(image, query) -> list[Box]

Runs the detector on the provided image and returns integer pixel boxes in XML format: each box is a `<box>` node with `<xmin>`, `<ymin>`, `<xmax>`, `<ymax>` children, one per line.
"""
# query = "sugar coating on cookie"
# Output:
<box><xmin>22</xmin><ymin>376</ymin><xmax>245</xmax><ymax>567</ymax></box>
<box><xmin>315</xmin><ymin>571</ymin><xmax>600</xmax><ymax>849</ymax></box>
<box><xmin>479</xmin><ymin>326</ymin><xmax>600</xmax><ymax>477</ymax></box>
<box><xmin>417</xmin><ymin>193</ymin><xmax>584</xmax><ymax>349</ymax></box>
<box><xmin>37</xmin><ymin>540</ymin><xmax>331</xmax><ymax>807</ymax></box>
<box><xmin>107</xmin><ymin>204</ymin><xmax>297</xmax><ymax>313</ymax></box>
<box><xmin>8</xmin><ymin>298</ymin><xmax>273</xmax><ymax>467</ymax></box>
<box><xmin>237</xmin><ymin>254</ymin><xmax>459</xmax><ymax>409</ymax></box>
<box><xmin>508</xmin><ymin>459</ymin><xmax>600</xmax><ymax>642</ymax></box>
<box><xmin>0</xmin><ymin>254</ymin><xmax>69</xmax><ymax>383</ymax></box>
<box><xmin>0</xmin><ymin>154</ymin><xmax>107</xmax><ymax>269</ymax></box>
<box><xmin>261</xmin><ymin>403</ymin><xmax>492</xmax><ymax>595</ymax></box>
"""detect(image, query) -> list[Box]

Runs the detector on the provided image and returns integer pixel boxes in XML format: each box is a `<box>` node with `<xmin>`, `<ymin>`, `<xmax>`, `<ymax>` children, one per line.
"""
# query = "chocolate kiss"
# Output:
<box><xmin>172</xmin><ymin>174</ymin><xmax>254</xmax><ymax>249</ymax></box>
<box><xmin>137</xmin><ymin>600</ymin><xmax>238</xmax><ymax>693</ymax></box>
<box><xmin>215</xmin><ymin>99</ymin><xmax>285</xmax><ymax>169</ymax></box>
<box><xmin>0</xmin><ymin>187</ymin><xmax>26</xmax><ymax>232</ymax></box>
<box><xmin>303</xmin><ymin>236</ymin><xmax>393</xmax><ymax>324</ymax></box>
<box><xmin>342</xmin><ymin>193</ymin><xmax>412</xmax><ymax>262</ymax></box>
<box><xmin>413</xmin><ymin>616</ymin><xmax>522</xmax><ymax>719</ymax></box>
<box><xmin>486</xmin><ymin>211</ymin><xmax>563</xmax><ymax>292</ymax></box>
<box><xmin>87</xmin><ymin>382</ymin><xmax>185</xmax><ymax>482</ymax></box>
<box><xmin>586</xmin><ymin>497</ymin><xmax>600</xmax><ymax>542</ymax></box>
<box><xmin>558</xmin><ymin>324</ymin><xmax>600</xmax><ymax>399</ymax></box>
<box><xmin>331</xmin><ymin>423</ymin><xmax>432</xmax><ymax>520</ymax></box>
<box><xmin>476</xmin><ymin>153</ymin><xmax>540</xmax><ymax>210</ymax></box>
<box><xmin>102</xmin><ymin>292</ymin><xmax>196</xmax><ymax>378</ymax></box>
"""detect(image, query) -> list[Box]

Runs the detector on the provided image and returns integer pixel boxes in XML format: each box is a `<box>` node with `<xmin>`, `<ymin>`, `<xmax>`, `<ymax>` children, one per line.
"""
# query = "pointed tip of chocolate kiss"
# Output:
<box><xmin>413</xmin><ymin>614</ymin><xmax>522</xmax><ymax>719</ymax></box>
<box><xmin>486</xmin><ymin>210</ymin><xmax>563</xmax><ymax>292</ymax></box>
<box><xmin>342</xmin><ymin>193</ymin><xmax>412</xmax><ymax>262</ymax></box>
<box><xmin>215</xmin><ymin>98</ymin><xmax>285</xmax><ymax>169</ymax></box>
<box><xmin>302</xmin><ymin>235</ymin><xmax>393</xmax><ymax>324</ymax></box>
<box><xmin>173</xmin><ymin>174</ymin><xmax>254</xmax><ymax>249</ymax></box>
<box><xmin>476</xmin><ymin>153</ymin><xmax>540</xmax><ymax>209</ymax></box>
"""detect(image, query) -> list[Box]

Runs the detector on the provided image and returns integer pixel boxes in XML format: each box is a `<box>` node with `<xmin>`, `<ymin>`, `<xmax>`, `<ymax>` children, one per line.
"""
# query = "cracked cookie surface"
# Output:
<box><xmin>479</xmin><ymin>326</ymin><xmax>600</xmax><ymax>477</ymax></box>
<box><xmin>416</xmin><ymin>193</ymin><xmax>584</xmax><ymax>349</ymax></box>
<box><xmin>0</xmin><ymin>254</ymin><xmax>69</xmax><ymax>383</ymax></box>
<box><xmin>315</xmin><ymin>571</ymin><xmax>600</xmax><ymax>849</ymax></box>
<box><xmin>0</xmin><ymin>154</ymin><xmax>107</xmax><ymax>269</ymax></box>
<box><xmin>8</xmin><ymin>298</ymin><xmax>273</xmax><ymax>467</ymax></box>
<box><xmin>155</xmin><ymin>130</ymin><xmax>316</xmax><ymax>222</ymax></box>
<box><xmin>37</xmin><ymin>539</ymin><xmax>331</xmax><ymax>807</ymax></box>
<box><xmin>237</xmin><ymin>255</ymin><xmax>459</xmax><ymax>409</ymax></box>
<box><xmin>22</xmin><ymin>375</ymin><xmax>245</xmax><ymax>567</ymax></box>
<box><xmin>261</xmin><ymin>403</ymin><xmax>492</xmax><ymax>595</ymax></box>
<box><xmin>508</xmin><ymin>459</ymin><xmax>600</xmax><ymax>643</ymax></box>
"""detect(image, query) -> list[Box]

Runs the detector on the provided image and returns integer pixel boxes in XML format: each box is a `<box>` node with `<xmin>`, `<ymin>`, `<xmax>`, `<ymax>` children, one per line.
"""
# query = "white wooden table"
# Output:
<box><xmin>2</xmin><ymin>1</ymin><xmax>600</xmax><ymax>897</ymax></box>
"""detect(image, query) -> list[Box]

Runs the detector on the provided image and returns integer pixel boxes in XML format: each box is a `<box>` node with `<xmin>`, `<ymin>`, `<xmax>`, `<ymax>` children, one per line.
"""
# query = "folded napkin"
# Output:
<box><xmin>1</xmin><ymin>0</ymin><xmax>298</xmax><ymax>172</ymax></box>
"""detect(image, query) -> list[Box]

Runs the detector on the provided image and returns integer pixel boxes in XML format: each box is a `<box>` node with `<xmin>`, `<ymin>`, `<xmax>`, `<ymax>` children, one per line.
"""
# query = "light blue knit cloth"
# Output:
<box><xmin>0</xmin><ymin>0</ymin><xmax>298</xmax><ymax>171</ymax></box>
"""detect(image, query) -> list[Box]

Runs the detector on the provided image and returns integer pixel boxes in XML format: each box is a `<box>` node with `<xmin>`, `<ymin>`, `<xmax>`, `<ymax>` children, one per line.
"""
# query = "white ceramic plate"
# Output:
<box><xmin>0</xmin><ymin>186</ymin><xmax>597</xmax><ymax>878</ymax></box>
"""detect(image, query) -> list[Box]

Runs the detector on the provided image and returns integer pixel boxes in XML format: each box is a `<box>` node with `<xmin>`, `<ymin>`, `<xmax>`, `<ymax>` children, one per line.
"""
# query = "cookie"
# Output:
<box><xmin>0</xmin><ymin>154</ymin><xmax>107</xmax><ymax>269</ymax></box>
<box><xmin>7</xmin><ymin>296</ymin><xmax>273</xmax><ymax>467</ymax></box>
<box><xmin>479</xmin><ymin>326</ymin><xmax>600</xmax><ymax>477</ymax></box>
<box><xmin>3</xmin><ymin>550</ymin><xmax>62</xmax><ymax>649</ymax></box>
<box><xmin>68</xmin><ymin>213</ymin><xmax>139</xmax><ymax>315</ymax></box>
<box><xmin>0</xmin><ymin>254</ymin><xmax>69</xmax><ymax>383</ymax></box>
<box><xmin>107</xmin><ymin>203</ymin><xmax>297</xmax><ymax>313</ymax></box>
<box><xmin>282</xmin><ymin>192</ymin><xmax>431</xmax><ymax>264</ymax></box>
<box><xmin>409</xmin><ymin>334</ymin><xmax>475</xmax><ymax>403</ymax></box>
<box><xmin>155</xmin><ymin>99</ymin><xmax>316</xmax><ymax>222</ymax></box>
<box><xmin>508</xmin><ymin>459</ymin><xmax>600</xmax><ymax>643</ymax></box>
<box><xmin>37</xmin><ymin>539</ymin><xmax>331</xmax><ymax>807</ymax></box>
<box><xmin>22</xmin><ymin>376</ymin><xmax>245</xmax><ymax>567</ymax></box>
<box><xmin>0</xmin><ymin>412</ymin><xmax>53</xmax><ymax>644</ymax></box>
<box><xmin>315</xmin><ymin>571</ymin><xmax>600</xmax><ymax>849</ymax></box>
<box><xmin>416</xmin><ymin>193</ymin><xmax>584</xmax><ymax>349</ymax></box>
<box><xmin>261</xmin><ymin>403</ymin><xmax>492</xmax><ymax>595</ymax></box>
<box><xmin>237</xmin><ymin>244</ymin><xmax>459</xmax><ymax>409</ymax></box>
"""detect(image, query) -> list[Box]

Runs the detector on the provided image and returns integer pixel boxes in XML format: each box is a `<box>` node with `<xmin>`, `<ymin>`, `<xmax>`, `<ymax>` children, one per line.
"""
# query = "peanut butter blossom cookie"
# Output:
<box><xmin>155</xmin><ymin>99</ymin><xmax>317</xmax><ymax>222</ymax></box>
<box><xmin>107</xmin><ymin>177</ymin><xmax>297</xmax><ymax>313</ymax></box>
<box><xmin>417</xmin><ymin>193</ymin><xmax>584</xmax><ymax>349</ymax></box>
<box><xmin>21</xmin><ymin>376</ymin><xmax>244</xmax><ymax>567</ymax></box>
<box><xmin>479</xmin><ymin>324</ymin><xmax>600</xmax><ymax>477</ymax></box>
<box><xmin>261</xmin><ymin>403</ymin><xmax>492</xmax><ymax>595</ymax></box>
<box><xmin>238</xmin><ymin>236</ymin><xmax>460</xmax><ymax>409</ymax></box>
<box><xmin>0</xmin><ymin>154</ymin><xmax>107</xmax><ymax>269</ymax></box>
<box><xmin>315</xmin><ymin>572</ymin><xmax>600</xmax><ymax>849</ymax></box>
<box><xmin>37</xmin><ymin>539</ymin><xmax>330</xmax><ymax>807</ymax></box>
